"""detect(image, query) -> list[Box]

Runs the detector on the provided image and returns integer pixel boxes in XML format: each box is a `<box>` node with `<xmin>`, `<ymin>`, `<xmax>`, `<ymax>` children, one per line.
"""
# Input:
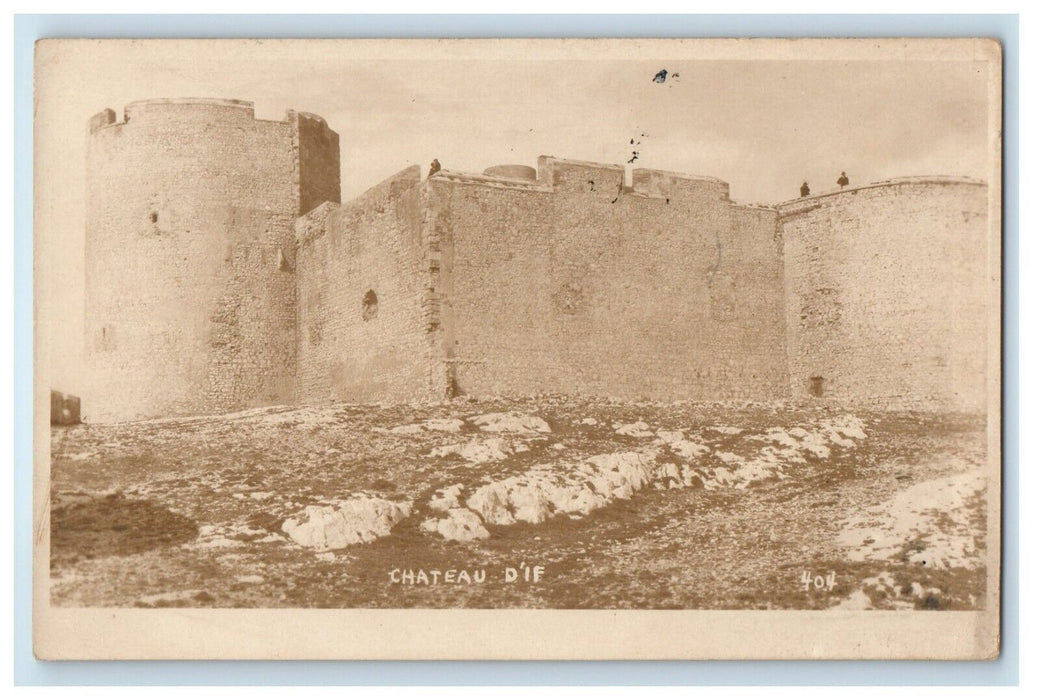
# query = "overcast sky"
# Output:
<box><xmin>35</xmin><ymin>39</ymin><xmax>996</xmax><ymax>391</ymax></box>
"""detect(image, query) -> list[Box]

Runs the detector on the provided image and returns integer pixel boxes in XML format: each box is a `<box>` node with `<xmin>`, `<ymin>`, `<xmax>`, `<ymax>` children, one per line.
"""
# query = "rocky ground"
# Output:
<box><xmin>48</xmin><ymin>397</ymin><xmax>989</xmax><ymax>609</ymax></box>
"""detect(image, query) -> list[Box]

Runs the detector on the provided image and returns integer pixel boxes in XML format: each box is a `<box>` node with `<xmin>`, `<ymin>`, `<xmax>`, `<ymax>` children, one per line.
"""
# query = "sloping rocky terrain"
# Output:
<box><xmin>48</xmin><ymin>398</ymin><xmax>988</xmax><ymax>609</ymax></box>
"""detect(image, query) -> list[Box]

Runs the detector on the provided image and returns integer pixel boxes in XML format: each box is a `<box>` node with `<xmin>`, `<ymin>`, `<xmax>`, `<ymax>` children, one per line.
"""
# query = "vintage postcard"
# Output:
<box><xmin>33</xmin><ymin>37</ymin><xmax>1002</xmax><ymax>660</ymax></box>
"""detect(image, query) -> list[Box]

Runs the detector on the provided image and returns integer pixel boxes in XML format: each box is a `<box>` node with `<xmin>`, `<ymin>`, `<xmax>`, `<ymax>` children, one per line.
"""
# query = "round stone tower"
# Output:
<box><xmin>85</xmin><ymin>98</ymin><xmax>340</xmax><ymax>421</ymax></box>
<box><xmin>777</xmin><ymin>177</ymin><xmax>990</xmax><ymax>410</ymax></box>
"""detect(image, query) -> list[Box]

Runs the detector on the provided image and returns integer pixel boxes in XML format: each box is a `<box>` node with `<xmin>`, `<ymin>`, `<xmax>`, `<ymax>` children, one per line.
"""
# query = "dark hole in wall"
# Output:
<box><xmin>149</xmin><ymin>212</ymin><xmax>158</xmax><ymax>224</ymax></box>
<box><xmin>362</xmin><ymin>289</ymin><xmax>379</xmax><ymax>321</ymax></box>
<box><xmin>809</xmin><ymin>376</ymin><xmax>824</xmax><ymax>397</ymax></box>
<box><xmin>446</xmin><ymin>369</ymin><xmax>461</xmax><ymax>399</ymax></box>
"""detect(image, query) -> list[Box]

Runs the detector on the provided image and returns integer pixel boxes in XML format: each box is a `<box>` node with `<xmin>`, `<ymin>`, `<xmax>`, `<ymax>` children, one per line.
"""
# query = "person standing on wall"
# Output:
<box><xmin>800</xmin><ymin>181</ymin><xmax>811</xmax><ymax>197</ymax></box>
<box><xmin>837</xmin><ymin>171</ymin><xmax>849</xmax><ymax>189</ymax></box>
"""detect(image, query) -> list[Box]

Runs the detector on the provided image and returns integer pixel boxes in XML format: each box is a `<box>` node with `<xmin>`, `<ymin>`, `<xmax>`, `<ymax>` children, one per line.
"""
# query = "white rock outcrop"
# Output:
<box><xmin>420</xmin><ymin>508</ymin><xmax>490</xmax><ymax>541</ymax></box>
<box><xmin>420</xmin><ymin>414</ymin><xmax>869</xmax><ymax>541</ymax></box>
<box><xmin>469</xmin><ymin>412</ymin><xmax>551</xmax><ymax>434</ymax></box>
<box><xmin>614</xmin><ymin>421</ymin><xmax>654</xmax><ymax>437</ymax></box>
<box><xmin>656</xmin><ymin>429</ymin><xmax>711</xmax><ymax>459</ymax></box>
<box><xmin>428</xmin><ymin>437</ymin><xmax>527</xmax><ymax>464</ymax></box>
<box><xmin>457</xmin><ymin>449</ymin><xmax>659</xmax><ymax>532</ymax></box>
<box><xmin>389</xmin><ymin>417</ymin><xmax>465</xmax><ymax>435</ymax></box>
<box><xmin>837</xmin><ymin>469</ymin><xmax>986</xmax><ymax>569</ymax></box>
<box><xmin>708</xmin><ymin>426</ymin><xmax>743</xmax><ymax>435</ymax></box>
<box><xmin>429</xmin><ymin>485</ymin><xmax>464</xmax><ymax>513</ymax></box>
<box><xmin>282</xmin><ymin>496</ymin><xmax>412</xmax><ymax>550</ymax></box>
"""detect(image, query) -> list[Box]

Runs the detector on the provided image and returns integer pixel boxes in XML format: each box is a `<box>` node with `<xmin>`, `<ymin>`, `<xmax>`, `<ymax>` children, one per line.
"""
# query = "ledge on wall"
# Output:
<box><xmin>775</xmin><ymin>175</ymin><xmax>987</xmax><ymax>214</ymax></box>
<box><xmin>425</xmin><ymin>155</ymin><xmax>735</xmax><ymax>202</ymax></box>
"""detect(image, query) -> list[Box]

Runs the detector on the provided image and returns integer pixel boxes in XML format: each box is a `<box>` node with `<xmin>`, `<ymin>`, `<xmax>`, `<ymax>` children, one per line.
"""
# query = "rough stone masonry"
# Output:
<box><xmin>83</xmin><ymin>99</ymin><xmax>989</xmax><ymax>421</ymax></box>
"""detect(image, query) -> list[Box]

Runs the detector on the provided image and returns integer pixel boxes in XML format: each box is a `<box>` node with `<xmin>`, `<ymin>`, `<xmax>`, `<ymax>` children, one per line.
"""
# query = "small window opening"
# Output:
<box><xmin>809</xmin><ymin>376</ymin><xmax>824</xmax><ymax>398</ymax></box>
<box><xmin>362</xmin><ymin>290</ymin><xmax>379</xmax><ymax>321</ymax></box>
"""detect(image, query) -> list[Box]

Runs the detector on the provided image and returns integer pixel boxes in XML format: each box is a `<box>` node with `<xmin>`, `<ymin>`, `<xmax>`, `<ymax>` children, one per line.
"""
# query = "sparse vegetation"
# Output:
<box><xmin>49</xmin><ymin>398</ymin><xmax>987</xmax><ymax>609</ymax></box>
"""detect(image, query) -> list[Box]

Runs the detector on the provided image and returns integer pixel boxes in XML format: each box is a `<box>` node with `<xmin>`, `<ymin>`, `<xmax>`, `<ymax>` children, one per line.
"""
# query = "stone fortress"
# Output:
<box><xmin>83</xmin><ymin>98</ymin><xmax>990</xmax><ymax>422</ymax></box>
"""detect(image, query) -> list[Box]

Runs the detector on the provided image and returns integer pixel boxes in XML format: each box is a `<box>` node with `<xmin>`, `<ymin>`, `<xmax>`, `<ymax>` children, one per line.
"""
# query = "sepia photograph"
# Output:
<box><xmin>32</xmin><ymin>37</ymin><xmax>1003</xmax><ymax>660</ymax></box>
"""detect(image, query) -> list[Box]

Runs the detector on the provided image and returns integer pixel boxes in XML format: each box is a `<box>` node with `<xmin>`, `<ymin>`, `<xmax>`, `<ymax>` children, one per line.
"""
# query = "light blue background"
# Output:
<box><xmin>13</xmin><ymin>13</ymin><xmax>1019</xmax><ymax>686</ymax></box>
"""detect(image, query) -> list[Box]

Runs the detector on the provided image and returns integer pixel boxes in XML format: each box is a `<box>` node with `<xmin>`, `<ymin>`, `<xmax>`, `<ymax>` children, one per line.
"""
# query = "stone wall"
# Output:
<box><xmin>777</xmin><ymin>178</ymin><xmax>989</xmax><ymax>409</ymax></box>
<box><xmin>295</xmin><ymin>166</ymin><xmax>434</xmax><ymax>403</ymax></box>
<box><xmin>84</xmin><ymin>96</ymin><xmax>990</xmax><ymax>419</ymax></box>
<box><xmin>85</xmin><ymin>99</ymin><xmax>339</xmax><ymax>421</ymax></box>
<box><xmin>429</xmin><ymin>158</ymin><xmax>790</xmax><ymax>401</ymax></box>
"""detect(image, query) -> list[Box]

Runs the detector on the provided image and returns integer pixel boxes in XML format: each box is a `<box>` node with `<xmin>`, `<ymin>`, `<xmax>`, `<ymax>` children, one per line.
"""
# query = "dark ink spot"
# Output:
<box><xmin>921</xmin><ymin>595</ymin><xmax>941</xmax><ymax>610</ymax></box>
<box><xmin>653</xmin><ymin>69</ymin><xmax>668</xmax><ymax>83</ymax></box>
<box><xmin>362</xmin><ymin>289</ymin><xmax>379</xmax><ymax>321</ymax></box>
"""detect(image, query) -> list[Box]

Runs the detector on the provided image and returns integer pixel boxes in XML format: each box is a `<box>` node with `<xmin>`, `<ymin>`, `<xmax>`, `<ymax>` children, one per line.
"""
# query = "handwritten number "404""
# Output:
<box><xmin>801</xmin><ymin>571</ymin><xmax>837</xmax><ymax>591</ymax></box>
